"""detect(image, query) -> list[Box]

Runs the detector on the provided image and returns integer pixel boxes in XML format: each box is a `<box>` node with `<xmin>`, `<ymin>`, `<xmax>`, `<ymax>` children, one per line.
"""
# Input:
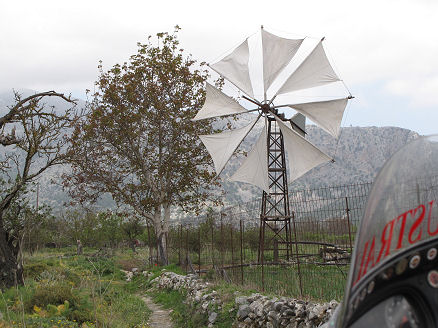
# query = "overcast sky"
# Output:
<box><xmin>1</xmin><ymin>0</ymin><xmax>437</xmax><ymax>134</ymax></box>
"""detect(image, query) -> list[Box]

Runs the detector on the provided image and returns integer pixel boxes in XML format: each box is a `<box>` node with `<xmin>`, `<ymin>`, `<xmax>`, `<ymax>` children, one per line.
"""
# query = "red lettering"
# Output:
<box><xmin>409</xmin><ymin>204</ymin><xmax>425</xmax><ymax>243</ymax></box>
<box><xmin>362</xmin><ymin>236</ymin><xmax>376</xmax><ymax>276</ymax></box>
<box><xmin>353</xmin><ymin>200</ymin><xmax>436</xmax><ymax>286</ymax></box>
<box><xmin>395</xmin><ymin>211</ymin><xmax>411</xmax><ymax>249</ymax></box>
<box><xmin>427</xmin><ymin>200</ymin><xmax>438</xmax><ymax>236</ymax></box>
<box><xmin>377</xmin><ymin>219</ymin><xmax>396</xmax><ymax>263</ymax></box>
<box><xmin>353</xmin><ymin>240</ymin><xmax>369</xmax><ymax>286</ymax></box>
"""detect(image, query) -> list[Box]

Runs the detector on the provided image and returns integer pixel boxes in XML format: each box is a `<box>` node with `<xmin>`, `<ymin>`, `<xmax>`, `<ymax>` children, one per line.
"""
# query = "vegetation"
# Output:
<box><xmin>0</xmin><ymin>248</ymin><xmax>151</xmax><ymax>327</ymax></box>
<box><xmin>64</xmin><ymin>26</ymin><xmax>221</xmax><ymax>266</ymax></box>
<box><xmin>0</xmin><ymin>27</ymin><xmax>363</xmax><ymax>327</ymax></box>
<box><xmin>0</xmin><ymin>91</ymin><xmax>78</xmax><ymax>289</ymax></box>
<box><xmin>150</xmin><ymin>282</ymin><xmax>237</xmax><ymax>328</ymax></box>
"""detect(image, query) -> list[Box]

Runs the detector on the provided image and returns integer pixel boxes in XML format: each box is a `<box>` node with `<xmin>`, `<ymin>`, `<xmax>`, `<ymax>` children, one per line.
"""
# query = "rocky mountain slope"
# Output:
<box><xmin>0</xmin><ymin>91</ymin><xmax>420</xmax><ymax>211</ymax></box>
<box><xmin>221</xmin><ymin>124</ymin><xmax>419</xmax><ymax>204</ymax></box>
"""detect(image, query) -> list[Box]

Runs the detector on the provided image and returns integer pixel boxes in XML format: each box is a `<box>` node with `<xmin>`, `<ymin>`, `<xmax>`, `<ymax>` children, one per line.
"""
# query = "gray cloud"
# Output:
<box><xmin>1</xmin><ymin>0</ymin><xmax>437</xmax><ymax>133</ymax></box>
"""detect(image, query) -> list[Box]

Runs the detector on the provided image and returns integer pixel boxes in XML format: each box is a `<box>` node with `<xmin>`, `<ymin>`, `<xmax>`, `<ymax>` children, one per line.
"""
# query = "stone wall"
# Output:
<box><xmin>150</xmin><ymin>271</ymin><xmax>338</xmax><ymax>328</ymax></box>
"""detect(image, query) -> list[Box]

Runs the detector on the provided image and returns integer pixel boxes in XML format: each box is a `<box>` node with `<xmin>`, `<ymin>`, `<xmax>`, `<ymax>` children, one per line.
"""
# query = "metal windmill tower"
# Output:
<box><xmin>193</xmin><ymin>27</ymin><xmax>352</xmax><ymax>286</ymax></box>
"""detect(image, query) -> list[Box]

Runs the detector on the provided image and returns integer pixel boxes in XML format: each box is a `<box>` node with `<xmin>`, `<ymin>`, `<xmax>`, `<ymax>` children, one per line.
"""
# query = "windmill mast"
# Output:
<box><xmin>194</xmin><ymin>28</ymin><xmax>351</xmax><ymax>296</ymax></box>
<box><xmin>258</xmin><ymin>108</ymin><xmax>304</xmax><ymax>294</ymax></box>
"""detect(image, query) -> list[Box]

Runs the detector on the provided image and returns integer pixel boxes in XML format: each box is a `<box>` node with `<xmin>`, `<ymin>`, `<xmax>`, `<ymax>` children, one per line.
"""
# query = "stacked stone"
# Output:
<box><xmin>151</xmin><ymin>271</ymin><xmax>222</xmax><ymax>326</ymax></box>
<box><xmin>235</xmin><ymin>294</ymin><xmax>338</xmax><ymax>328</ymax></box>
<box><xmin>150</xmin><ymin>271</ymin><xmax>338</xmax><ymax>328</ymax></box>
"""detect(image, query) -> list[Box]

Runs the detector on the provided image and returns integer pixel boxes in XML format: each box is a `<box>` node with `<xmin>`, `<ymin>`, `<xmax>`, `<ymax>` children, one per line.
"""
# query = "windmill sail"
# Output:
<box><xmin>290</xmin><ymin>113</ymin><xmax>306</xmax><ymax>137</ymax></box>
<box><xmin>192</xmin><ymin>82</ymin><xmax>247</xmax><ymax>121</ymax></box>
<box><xmin>288</xmin><ymin>98</ymin><xmax>348</xmax><ymax>138</ymax></box>
<box><xmin>210</xmin><ymin>39</ymin><xmax>254</xmax><ymax>98</ymax></box>
<box><xmin>275</xmin><ymin>116</ymin><xmax>332</xmax><ymax>182</ymax></box>
<box><xmin>276</xmin><ymin>40</ymin><xmax>340</xmax><ymax>95</ymax></box>
<box><xmin>229</xmin><ymin>124</ymin><xmax>269</xmax><ymax>193</ymax></box>
<box><xmin>196</xmin><ymin>29</ymin><xmax>350</xmax><ymax>186</ymax></box>
<box><xmin>262</xmin><ymin>28</ymin><xmax>304</xmax><ymax>94</ymax></box>
<box><xmin>199</xmin><ymin>116</ymin><xmax>259</xmax><ymax>176</ymax></box>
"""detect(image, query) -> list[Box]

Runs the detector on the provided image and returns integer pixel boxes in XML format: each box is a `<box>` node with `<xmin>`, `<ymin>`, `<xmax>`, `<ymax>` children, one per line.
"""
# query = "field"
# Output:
<box><xmin>166</xmin><ymin>223</ymin><xmax>351</xmax><ymax>302</ymax></box>
<box><xmin>0</xmin><ymin>242</ymin><xmax>351</xmax><ymax>328</ymax></box>
<box><xmin>0</xmin><ymin>247</ymin><xmax>152</xmax><ymax>328</ymax></box>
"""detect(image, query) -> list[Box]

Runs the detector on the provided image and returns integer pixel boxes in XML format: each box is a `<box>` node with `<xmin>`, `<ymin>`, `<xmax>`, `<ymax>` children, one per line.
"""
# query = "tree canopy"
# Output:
<box><xmin>65</xmin><ymin>27</ymin><xmax>220</xmax><ymax>263</ymax></box>
<box><xmin>0</xmin><ymin>91</ymin><xmax>77</xmax><ymax>288</ymax></box>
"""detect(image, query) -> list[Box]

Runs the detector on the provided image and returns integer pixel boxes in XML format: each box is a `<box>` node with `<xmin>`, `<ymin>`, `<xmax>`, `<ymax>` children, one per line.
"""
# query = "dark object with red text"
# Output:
<box><xmin>326</xmin><ymin>135</ymin><xmax>438</xmax><ymax>328</ymax></box>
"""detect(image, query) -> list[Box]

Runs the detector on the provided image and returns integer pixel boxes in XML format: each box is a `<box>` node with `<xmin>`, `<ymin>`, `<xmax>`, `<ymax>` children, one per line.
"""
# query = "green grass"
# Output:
<box><xmin>151</xmin><ymin>289</ymin><xmax>208</xmax><ymax>327</ymax></box>
<box><xmin>2</xmin><ymin>243</ymin><xmax>347</xmax><ymax>328</ymax></box>
<box><xmin>168</xmin><ymin>240</ymin><xmax>349</xmax><ymax>302</ymax></box>
<box><xmin>150</xmin><ymin>288</ymin><xmax>237</xmax><ymax>328</ymax></box>
<box><xmin>229</xmin><ymin>263</ymin><xmax>348</xmax><ymax>301</ymax></box>
<box><xmin>0</xmin><ymin>248</ymin><xmax>152</xmax><ymax>328</ymax></box>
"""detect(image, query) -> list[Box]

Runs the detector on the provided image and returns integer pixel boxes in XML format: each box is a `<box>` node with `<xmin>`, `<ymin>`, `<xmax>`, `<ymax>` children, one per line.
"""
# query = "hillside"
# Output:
<box><xmin>221</xmin><ymin>124</ymin><xmax>419</xmax><ymax>204</ymax></box>
<box><xmin>0</xmin><ymin>91</ymin><xmax>420</xmax><ymax>211</ymax></box>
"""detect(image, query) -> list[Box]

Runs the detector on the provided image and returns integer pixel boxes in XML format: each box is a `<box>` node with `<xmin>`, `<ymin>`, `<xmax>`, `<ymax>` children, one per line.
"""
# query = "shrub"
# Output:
<box><xmin>73</xmin><ymin>257</ymin><xmax>118</xmax><ymax>277</ymax></box>
<box><xmin>24</xmin><ymin>282</ymin><xmax>93</xmax><ymax>324</ymax></box>
<box><xmin>25</xmin><ymin>283</ymin><xmax>76</xmax><ymax>311</ymax></box>
<box><xmin>24</xmin><ymin>263</ymin><xmax>49</xmax><ymax>279</ymax></box>
<box><xmin>25</xmin><ymin>316</ymin><xmax>80</xmax><ymax>328</ymax></box>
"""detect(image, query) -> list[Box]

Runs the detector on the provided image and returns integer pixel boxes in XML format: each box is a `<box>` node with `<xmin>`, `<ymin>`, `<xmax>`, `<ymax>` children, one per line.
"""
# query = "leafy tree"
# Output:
<box><xmin>96</xmin><ymin>211</ymin><xmax>124</xmax><ymax>248</ymax></box>
<box><xmin>121</xmin><ymin>215</ymin><xmax>145</xmax><ymax>253</ymax></box>
<box><xmin>64</xmin><ymin>27</ymin><xmax>219</xmax><ymax>264</ymax></box>
<box><xmin>1</xmin><ymin>182</ymin><xmax>55</xmax><ymax>258</ymax></box>
<box><xmin>0</xmin><ymin>91</ymin><xmax>77</xmax><ymax>289</ymax></box>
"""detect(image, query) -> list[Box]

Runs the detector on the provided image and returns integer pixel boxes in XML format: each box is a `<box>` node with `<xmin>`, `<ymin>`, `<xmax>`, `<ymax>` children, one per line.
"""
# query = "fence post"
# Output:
<box><xmin>198</xmin><ymin>226</ymin><xmax>201</xmax><ymax>276</ymax></box>
<box><xmin>185</xmin><ymin>228</ymin><xmax>189</xmax><ymax>273</ymax></box>
<box><xmin>261</xmin><ymin>217</ymin><xmax>265</xmax><ymax>292</ymax></box>
<box><xmin>345</xmin><ymin>197</ymin><xmax>353</xmax><ymax>253</ymax></box>
<box><xmin>273</xmin><ymin>239</ymin><xmax>279</xmax><ymax>263</ymax></box>
<box><xmin>179</xmin><ymin>224</ymin><xmax>182</xmax><ymax>265</ymax></box>
<box><xmin>211</xmin><ymin>218</ymin><xmax>215</xmax><ymax>268</ymax></box>
<box><xmin>240</xmin><ymin>219</ymin><xmax>244</xmax><ymax>285</ymax></box>
<box><xmin>147</xmin><ymin>224</ymin><xmax>152</xmax><ymax>265</ymax></box>
<box><xmin>292</xmin><ymin>211</ymin><xmax>303</xmax><ymax>297</ymax></box>
<box><xmin>220</xmin><ymin>212</ymin><xmax>224</xmax><ymax>269</ymax></box>
<box><xmin>230</xmin><ymin>223</ymin><xmax>234</xmax><ymax>282</ymax></box>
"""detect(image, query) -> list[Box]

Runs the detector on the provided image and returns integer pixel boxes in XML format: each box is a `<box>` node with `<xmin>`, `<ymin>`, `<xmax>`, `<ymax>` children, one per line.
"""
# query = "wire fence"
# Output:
<box><xmin>164</xmin><ymin>182</ymin><xmax>372</xmax><ymax>301</ymax></box>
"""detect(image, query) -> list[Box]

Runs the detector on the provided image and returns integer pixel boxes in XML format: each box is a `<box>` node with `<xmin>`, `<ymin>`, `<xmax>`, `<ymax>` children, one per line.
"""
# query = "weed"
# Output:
<box><xmin>151</xmin><ymin>290</ymin><xmax>208</xmax><ymax>328</ymax></box>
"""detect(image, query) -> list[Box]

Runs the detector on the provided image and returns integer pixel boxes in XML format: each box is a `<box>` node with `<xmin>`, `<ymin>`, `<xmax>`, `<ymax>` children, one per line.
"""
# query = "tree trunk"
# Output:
<box><xmin>156</xmin><ymin>231</ymin><xmax>168</xmax><ymax>265</ymax></box>
<box><xmin>130</xmin><ymin>240</ymin><xmax>137</xmax><ymax>253</ymax></box>
<box><xmin>153</xmin><ymin>205</ymin><xmax>169</xmax><ymax>266</ymax></box>
<box><xmin>0</xmin><ymin>225</ymin><xmax>24</xmax><ymax>289</ymax></box>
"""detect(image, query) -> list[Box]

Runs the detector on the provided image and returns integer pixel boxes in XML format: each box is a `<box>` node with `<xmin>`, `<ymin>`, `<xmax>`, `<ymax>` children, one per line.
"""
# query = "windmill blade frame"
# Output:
<box><xmin>195</xmin><ymin>27</ymin><xmax>352</xmax><ymax>297</ymax></box>
<box><xmin>196</xmin><ymin>27</ymin><xmax>351</xmax><ymax>190</ymax></box>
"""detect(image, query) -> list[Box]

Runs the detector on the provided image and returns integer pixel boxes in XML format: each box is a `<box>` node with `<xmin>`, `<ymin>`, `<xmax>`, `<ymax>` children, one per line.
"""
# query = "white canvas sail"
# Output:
<box><xmin>262</xmin><ymin>29</ymin><xmax>303</xmax><ymax>94</ymax></box>
<box><xmin>210</xmin><ymin>39</ymin><xmax>254</xmax><ymax>98</ymax></box>
<box><xmin>229</xmin><ymin>124</ymin><xmax>269</xmax><ymax>193</ymax></box>
<box><xmin>275</xmin><ymin>116</ymin><xmax>332</xmax><ymax>182</ymax></box>
<box><xmin>276</xmin><ymin>41</ymin><xmax>340</xmax><ymax>95</ymax></box>
<box><xmin>288</xmin><ymin>98</ymin><xmax>348</xmax><ymax>138</ymax></box>
<box><xmin>199</xmin><ymin>117</ymin><xmax>259</xmax><ymax>176</ymax></box>
<box><xmin>192</xmin><ymin>82</ymin><xmax>247</xmax><ymax>121</ymax></box>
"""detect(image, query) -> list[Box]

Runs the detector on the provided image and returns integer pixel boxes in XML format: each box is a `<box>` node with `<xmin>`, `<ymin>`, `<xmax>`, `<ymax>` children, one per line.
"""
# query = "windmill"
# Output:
<box><xmin>193</xmin><ymin>27</ymin><xmax>352</xmax><ymax>291</ymax></box>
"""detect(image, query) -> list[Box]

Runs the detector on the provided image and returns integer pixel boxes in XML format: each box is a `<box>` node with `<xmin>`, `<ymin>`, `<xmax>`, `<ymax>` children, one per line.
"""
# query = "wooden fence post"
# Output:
<box><xmin>185</xmin><ymin>228</ymin><xmax>189</xmax><ymax>273</ymax></box>
<box><xmin>230</xmin><ymin>224</ymin><xmax>234</xmax><ymax>281</ymax></box>
<box><xmin>220</xmin><ymin>213</ymin><xmax>224</xmax><ymax>269</ymax></box>
<box><xmin>240</xmin><ymin>220</ymin><xmax>244</xmax><ymax>285</ymax></box>
<box><xmin>198</xmin><ymin>226</ymin><xmax>201</xmax><ymax>276</ymax></box>
<box><xmin>179</xmin><ymin>224</ymin><xmax>182</xmax><ymax>265</ymax></box>
<box><xmin>345</xmin><ymin>197</ymin><xmax>353</xmax><ymax>253</ymax></box>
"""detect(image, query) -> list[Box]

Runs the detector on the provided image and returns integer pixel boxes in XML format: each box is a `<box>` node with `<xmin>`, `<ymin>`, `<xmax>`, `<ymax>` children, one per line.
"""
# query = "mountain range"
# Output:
<box><xmin>0</xmin><ymin>91</ymin><xmax>420</xmax><ymax>213</ymax></box>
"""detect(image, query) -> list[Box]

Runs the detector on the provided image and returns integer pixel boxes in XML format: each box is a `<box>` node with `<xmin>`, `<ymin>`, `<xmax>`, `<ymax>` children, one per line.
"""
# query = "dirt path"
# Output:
<box><xmin>141</xmin><ymin>296</ymin><xmax>174</xmax><ymax>328</ymax></box>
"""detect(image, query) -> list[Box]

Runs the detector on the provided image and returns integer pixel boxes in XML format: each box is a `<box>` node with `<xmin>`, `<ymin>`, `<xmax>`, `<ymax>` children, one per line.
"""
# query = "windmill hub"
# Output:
<box><xmin>260</xmin><ymin>104</ymin><xmax>286</xmax><ymax>120</ymax></box>
<box><xmin>260</xmin><ymin>103</ymin><xmax>271</xmax><ymax>114</ymax></box>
